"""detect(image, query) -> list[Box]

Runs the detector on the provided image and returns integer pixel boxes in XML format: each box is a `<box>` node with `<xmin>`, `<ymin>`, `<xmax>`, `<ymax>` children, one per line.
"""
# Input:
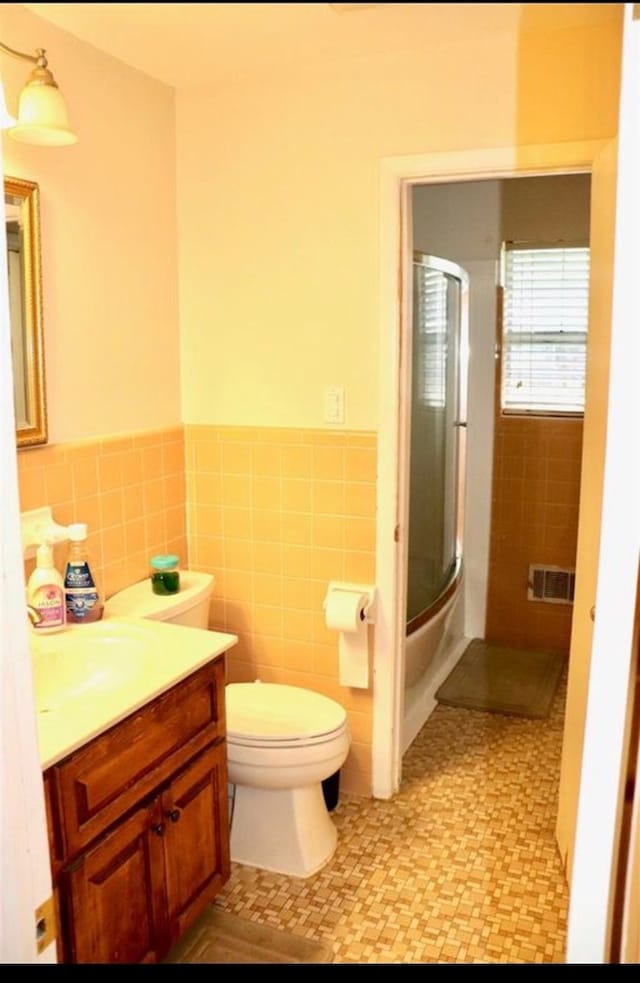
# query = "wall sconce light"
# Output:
<box><xmin>0</xmin><ymin>40</ymin><xmax>77</xmax><ymax>146</ymax></box>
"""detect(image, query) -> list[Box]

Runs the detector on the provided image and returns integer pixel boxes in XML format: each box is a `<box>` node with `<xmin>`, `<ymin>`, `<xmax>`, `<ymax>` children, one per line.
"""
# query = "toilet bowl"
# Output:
<box><xmin>226</xmin><ymin>681</ymin><xmax>350</xmax><ymax>878</ymax></box>
<box><xmin>104</xmin><ymin>571</ymin><xmax>351</xmax><ymax>879</ymax></box>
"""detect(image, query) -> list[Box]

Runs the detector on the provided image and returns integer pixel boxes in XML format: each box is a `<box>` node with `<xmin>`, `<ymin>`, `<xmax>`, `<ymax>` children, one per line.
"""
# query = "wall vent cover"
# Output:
<box><xmin>527</xmin><ymin>564</ymin><xmax>575</xmax><ymax>604</ymax></box>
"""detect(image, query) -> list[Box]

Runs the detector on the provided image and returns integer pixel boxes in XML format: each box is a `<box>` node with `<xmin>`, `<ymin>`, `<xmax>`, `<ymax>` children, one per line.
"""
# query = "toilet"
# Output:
<box><xmin>104</xmin><ymin>569</ymin><xmax>216</xmax><ymax>627</ymax></box>
<box><xmin>105</xmin><ymin>571</ymin><xmax>351</xmax><ymax>879</ymax></box>
<box><xmin>225</xmin><ymin>680</ymin><xmax>350</xmax><ymax>877</ymax></box>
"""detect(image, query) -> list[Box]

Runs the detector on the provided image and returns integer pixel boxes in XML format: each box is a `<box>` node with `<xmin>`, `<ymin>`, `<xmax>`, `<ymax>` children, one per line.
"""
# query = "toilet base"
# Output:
<box><xmin>229</xmin><ymin>783</ymin><xmax>338</xmax><ymax>878</ymax></box>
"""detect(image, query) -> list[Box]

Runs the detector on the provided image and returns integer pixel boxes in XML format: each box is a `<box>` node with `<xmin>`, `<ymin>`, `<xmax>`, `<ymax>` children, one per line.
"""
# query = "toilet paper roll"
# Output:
<box><xmin>324</xmin><ymin>591</ymin><xmax>368</xmax><ymax>632</ymax></box>
<box><xmin>325</xmin><ymin>590</ymin><xmax>369</xmax><ymax>688</ymax></box>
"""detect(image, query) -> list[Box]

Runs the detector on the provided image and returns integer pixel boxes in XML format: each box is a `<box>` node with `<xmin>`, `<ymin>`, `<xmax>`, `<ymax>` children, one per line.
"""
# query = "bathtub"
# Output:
<box><xmin>402</xmin><ymin>562</ymin><xmax>468</xmax><ymax>753</ymax></box>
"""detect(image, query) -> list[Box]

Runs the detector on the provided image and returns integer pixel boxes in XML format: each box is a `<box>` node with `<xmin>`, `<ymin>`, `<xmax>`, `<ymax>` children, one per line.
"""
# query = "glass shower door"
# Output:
<box><xmin>407</xmin><ymin>253</ymin><xmax>468</xmax><ymax>627</ymax></box>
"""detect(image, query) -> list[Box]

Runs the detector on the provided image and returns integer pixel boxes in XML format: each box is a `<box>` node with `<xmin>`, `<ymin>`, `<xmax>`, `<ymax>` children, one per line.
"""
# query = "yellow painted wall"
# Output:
<box><xmin>176</xmin><ymin>8</ymin><xmax>622</xmax><ymax>429</ymax></box>
<box><xmin>0</xmin><ymin>4</ymin><xmax>180</xmax><ymax>444</ymax></box>
<box><xmin>1</xmin><ymin>3</ymin><xmax>621</xmax><ymax>442</ymax></box>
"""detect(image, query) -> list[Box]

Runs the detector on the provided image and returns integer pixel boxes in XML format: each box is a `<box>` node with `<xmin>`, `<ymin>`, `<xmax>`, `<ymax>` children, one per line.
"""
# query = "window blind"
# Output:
<box><xmin>414</xmin><ymin>265</ymin><xmax>447</xmax><ymax>409</ymax></box>
<box><xmin>501</xmin><ymin>245</ymin><xmax>590</xmax><ymax>414</ymax></box>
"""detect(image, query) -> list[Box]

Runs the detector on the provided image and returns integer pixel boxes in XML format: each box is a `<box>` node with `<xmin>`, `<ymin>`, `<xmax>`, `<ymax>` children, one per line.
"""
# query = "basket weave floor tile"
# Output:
<box><xmin>173</xmin><ymin>668</ymin><xmax>569</xmax><ymax>964</ymax></box>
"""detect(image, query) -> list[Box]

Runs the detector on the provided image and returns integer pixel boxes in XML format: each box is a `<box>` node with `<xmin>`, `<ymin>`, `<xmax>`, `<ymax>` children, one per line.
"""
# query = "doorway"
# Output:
<box><xmin>372</xmin><ymin>139</ymin><xmax>612</xmax><ymax>804</ymax></box>
<box><xmin>398</xmin><ymin>173</ymin><xmax>591</xmax><ymax>755</ymax></box>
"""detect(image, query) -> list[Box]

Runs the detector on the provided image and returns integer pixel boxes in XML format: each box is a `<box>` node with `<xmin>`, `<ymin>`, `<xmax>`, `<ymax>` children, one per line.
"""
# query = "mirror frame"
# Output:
<box><xmin>6</xmin><ymin>175</ymin><xmax>47</xmax><ymax>448</ymax></box>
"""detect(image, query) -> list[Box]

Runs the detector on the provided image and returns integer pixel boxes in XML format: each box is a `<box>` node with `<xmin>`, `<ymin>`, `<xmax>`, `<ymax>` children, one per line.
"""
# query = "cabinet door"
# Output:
<box><xmin>63</xmin><ymin>799</ymin><xmax>166</xmax><ymax>964</ymax></box>
<box><xmin>162</xmin><ymin>741</ymin><xmax>230</xmax><ymax>949</ymax></box>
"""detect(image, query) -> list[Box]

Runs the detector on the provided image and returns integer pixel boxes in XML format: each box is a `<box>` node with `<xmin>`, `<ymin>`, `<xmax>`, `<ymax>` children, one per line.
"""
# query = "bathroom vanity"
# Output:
<box><xmin>33</xmin><ymin>619</ymin><xmax>237</xmax><ymax>963</ymax></box>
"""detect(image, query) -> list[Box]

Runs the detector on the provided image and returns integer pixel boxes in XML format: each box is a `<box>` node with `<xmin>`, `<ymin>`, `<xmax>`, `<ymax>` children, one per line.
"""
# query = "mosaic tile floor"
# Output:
<box><xmin>208</xmin><ymin>670</ymin><xmax>569</xmax><ymax>964</ymax></box>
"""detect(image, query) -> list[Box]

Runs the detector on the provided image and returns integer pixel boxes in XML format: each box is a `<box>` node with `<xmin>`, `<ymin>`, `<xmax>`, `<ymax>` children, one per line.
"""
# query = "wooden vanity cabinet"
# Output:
<box><xmin>44</xmin><ymin>657</ymin><xmax>230</xmax><ymax>964</ymax></box>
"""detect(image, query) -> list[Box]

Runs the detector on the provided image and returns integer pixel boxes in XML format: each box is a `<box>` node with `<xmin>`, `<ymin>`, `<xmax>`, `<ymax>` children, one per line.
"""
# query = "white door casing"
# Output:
<box><xmin>375</xmin><ymin>140</ymin><xmax>608</xmax><ymax>801</ymax></box>
<box><xmin>0</xmin><ymin>139</ymin><xmax>55</xmax><ymax>959</ymax></box>
<box><xmin>566</xmin><ymin>3</ymin><xmax>640</xmax><ymax>962</ymax></box>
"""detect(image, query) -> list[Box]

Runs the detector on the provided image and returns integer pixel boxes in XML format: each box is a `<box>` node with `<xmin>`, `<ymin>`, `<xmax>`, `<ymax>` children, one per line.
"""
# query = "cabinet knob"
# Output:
<box><xmin>166</xmin><ymin>808</ymin><xmax>181</xmax><ymax>824</ymax></box>
<box><xmin>151</xmin><ymin>822</ymin><xmax>165</xmax><ymax>837</ymax></box>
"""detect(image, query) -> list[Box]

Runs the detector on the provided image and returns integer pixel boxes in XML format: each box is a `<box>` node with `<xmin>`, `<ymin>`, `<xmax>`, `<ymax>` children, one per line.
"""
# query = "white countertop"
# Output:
<box><xmin>31</xmin><ymin>618</ymin><xmax>238</xmax><ymax>770</ymax></box>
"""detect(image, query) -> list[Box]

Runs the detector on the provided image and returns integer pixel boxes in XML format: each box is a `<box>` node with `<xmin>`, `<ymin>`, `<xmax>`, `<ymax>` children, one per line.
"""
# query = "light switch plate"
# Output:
<box><xmin>324</xmin><ymin>385</ymin><xmax>345</xmax><ymax>424</ymax></box>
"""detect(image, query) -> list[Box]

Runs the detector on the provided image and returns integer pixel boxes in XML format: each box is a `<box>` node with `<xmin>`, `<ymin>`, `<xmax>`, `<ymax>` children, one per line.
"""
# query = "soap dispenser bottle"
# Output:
<box><xmin>63</xmin><ymin>523</ymin><xmax>104</xmax><ymax>624</ymax></box>
<box><xmin>27</xmin><ymin>541</ymin><xmax>66</xmax><ymax>633</ymax></box>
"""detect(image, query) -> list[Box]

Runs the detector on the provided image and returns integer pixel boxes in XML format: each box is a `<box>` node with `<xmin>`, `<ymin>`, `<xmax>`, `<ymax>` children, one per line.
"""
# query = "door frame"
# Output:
<box><xmin>0</xmin><ymin>138</ymin><xmax>55</xmax><ymax>958</ymax></box>
<box><xmin>566</xmin><ymin>3</ymin><xmax>640</xmax><ymax>960</ymax></box>
<box><xmin>373</xmin><ymin>139</ymin><xmax>607</xmax><ymax>800</ymax></box>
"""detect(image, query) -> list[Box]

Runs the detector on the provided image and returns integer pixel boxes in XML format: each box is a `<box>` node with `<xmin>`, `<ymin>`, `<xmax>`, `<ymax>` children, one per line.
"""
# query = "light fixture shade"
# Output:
<box><xmin>9</xmin><ymin>79</ymin><xmax>77</xmax><ymax>146</ymax></box>
<box><xmin>0</xmin><ymin>78</ymin><xmax>16</xmax><ymax>129</ymax></box>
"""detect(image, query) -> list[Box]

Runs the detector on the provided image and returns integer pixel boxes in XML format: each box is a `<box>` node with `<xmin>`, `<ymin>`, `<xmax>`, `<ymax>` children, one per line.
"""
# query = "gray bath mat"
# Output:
<box><xmin>435</xmin><ymin>638</ymin><xmax>565</xmax><ymax>719</ymax></box>
<box><xmin>165</xmin><ymin>906</ymin><xmax>334</xmax><ymax>963</ymax></box>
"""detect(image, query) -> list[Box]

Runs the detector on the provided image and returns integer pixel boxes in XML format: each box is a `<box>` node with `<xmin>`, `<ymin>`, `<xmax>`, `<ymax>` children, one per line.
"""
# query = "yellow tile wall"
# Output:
<box><xmin>185</xmin><ymin>425</ymin><xmax>377</xmax><ymax>798</ymax></box>
<box><xmin>485</xmin><ymin>290</ymin><xmax>583</xmax><ymax>654</ymax></box>
<box><xmin>16</xmin><ymin>423</ymin><xmax>376</xmax><ymax>798</ymax></box>
<box><xmin>485</xmin><ymin>412</ymin><xmax>583</xmax><ymax>653</ymax></box>
<box><xmin>16</xmin><ymin>409</ymin><xmax>575</xmax><ymax>787</ymax></box>
<box><xmin>17</xmin><ymin>427</ymin><xmax>187</xmax><ymax>602</ymax></box>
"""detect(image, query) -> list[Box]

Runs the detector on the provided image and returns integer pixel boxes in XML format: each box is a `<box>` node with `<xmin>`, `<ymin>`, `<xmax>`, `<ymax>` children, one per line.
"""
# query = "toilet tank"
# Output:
<box><xmin>104</xmin><ymin>571</ymin><xmax>215</xmax><ymax>629</ymax></box>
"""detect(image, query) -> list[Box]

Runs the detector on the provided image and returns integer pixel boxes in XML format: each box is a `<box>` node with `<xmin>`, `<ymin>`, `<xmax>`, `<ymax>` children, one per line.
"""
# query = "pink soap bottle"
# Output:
<box><xmin>27</xmin><ymin>541</ymin><xmax>66</xmax><ymax>633</ymax></box>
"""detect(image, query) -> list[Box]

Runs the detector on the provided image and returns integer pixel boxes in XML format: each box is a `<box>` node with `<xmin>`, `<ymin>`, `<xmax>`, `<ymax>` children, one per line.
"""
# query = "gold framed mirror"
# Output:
<box><xmin>5</xmin><ymin>175</ymin><xmax>47</xmax><ymax>448</ymax></box>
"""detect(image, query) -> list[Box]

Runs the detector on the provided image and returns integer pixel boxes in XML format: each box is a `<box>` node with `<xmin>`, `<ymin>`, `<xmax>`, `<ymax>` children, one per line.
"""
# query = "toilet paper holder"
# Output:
<box><xmin>323</xmin><ymin>582</ymin><xmax>377</xmax><ymax>625</ymax></box>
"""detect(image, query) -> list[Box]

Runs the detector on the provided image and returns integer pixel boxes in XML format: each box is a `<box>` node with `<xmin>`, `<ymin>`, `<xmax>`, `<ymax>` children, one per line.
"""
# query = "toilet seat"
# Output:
<box><xmin>226</xmin><ymin>681</ymin><xmax>348</xmax><ymax>749</ymax></box>
<box><xmin>228</xmin><ymin>720</ymin><xmax>350</xmax><ymax>750</ymax></box>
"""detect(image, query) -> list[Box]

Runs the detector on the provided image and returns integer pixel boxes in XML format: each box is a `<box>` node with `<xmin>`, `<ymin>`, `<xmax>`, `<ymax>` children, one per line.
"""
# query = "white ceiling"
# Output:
<box><xmin>20</xmin><ymin>3</ymin><xmax>618</xmax><ymax>89</ymax></box>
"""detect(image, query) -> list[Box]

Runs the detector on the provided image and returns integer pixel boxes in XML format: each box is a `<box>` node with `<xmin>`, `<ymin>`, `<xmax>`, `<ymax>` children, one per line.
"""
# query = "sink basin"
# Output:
<box><xmin>31</xmin><ymin>620</ymin><xmax>159</xmax><ymax>713</ymax></box>
<box><xmin>30</xmin><ymin>614</ymin><xmax>238</xmax><ymax>771</ymax></box>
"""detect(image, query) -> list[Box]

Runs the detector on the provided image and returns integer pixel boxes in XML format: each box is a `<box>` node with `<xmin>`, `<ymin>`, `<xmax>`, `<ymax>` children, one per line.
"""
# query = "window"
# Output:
<box><xmin>414</xmin><ymin>262</ymin><xmax>447</xmax><ymax>408</ymax></box>
<box><xmin>500</xmin><ymin>243</ymin><xmax>590</xmax><ymax>415</ymax></box>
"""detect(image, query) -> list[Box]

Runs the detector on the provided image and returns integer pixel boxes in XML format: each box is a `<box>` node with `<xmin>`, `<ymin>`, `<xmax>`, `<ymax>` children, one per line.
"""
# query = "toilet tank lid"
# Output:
<box><xmin>226</xmin><ymin>681</ymin><xmax>347</xmax><ymax>740</ymax></box>
<box><xmin>104</xmin><ymin>571</ymin><xmax>214</xmax><ymax>622</ymax></box>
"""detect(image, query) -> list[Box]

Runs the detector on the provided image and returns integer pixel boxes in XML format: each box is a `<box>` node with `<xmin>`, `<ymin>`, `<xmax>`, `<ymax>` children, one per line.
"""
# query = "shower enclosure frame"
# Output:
<box><xmin>400</xmin><ymin>251</ymin><xmax>469</xmax><ymax>751</ymax></box>
<box><xmin>406</xmin><ymin>251</ymin><xmax>469</xmax><ymax>637</ymax></box>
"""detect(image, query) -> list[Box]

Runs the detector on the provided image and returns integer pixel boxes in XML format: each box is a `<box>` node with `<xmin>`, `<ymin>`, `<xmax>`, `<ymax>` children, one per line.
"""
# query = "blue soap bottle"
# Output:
<box><xmin>63</xmin><ymin>523</ymin><xmax>104</xmax><ymax>624</ymax></box>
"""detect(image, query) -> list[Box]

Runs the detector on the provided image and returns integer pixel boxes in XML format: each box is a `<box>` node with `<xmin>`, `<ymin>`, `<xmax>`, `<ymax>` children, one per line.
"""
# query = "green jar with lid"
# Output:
<box><xmin>150</xmin><ymin>554</ymin><xmax>180</xmax><ymax>595</ymax></box>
